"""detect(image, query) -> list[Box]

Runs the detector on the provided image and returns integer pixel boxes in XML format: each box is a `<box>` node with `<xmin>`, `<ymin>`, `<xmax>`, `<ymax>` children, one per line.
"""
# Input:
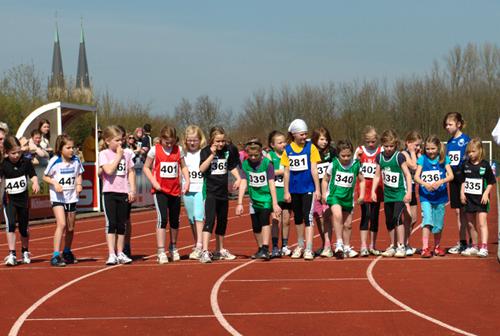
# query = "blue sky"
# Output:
<box><xmin>1</xmin><ymin>1</ymin><xmax>499</xmax><ymax>115</ymax></box>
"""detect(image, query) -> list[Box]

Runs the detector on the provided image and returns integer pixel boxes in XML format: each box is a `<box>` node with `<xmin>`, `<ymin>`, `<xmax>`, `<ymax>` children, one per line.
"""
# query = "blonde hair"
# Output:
<box><xmin>405</xmin><ymin>130</ymin><xmax>423</xmax><ymax>143</ymax></box>
<box><xmin>101</xmin><ymin>125</ymin><xmax>123</xmax><ymax>149</ymax></box>
<box><xmin>380</xmin><ymin>129</ymin><xmax>400</xmax><ymax>149</ymax></box>
<box><xmin>208</xmin><ymin>126</ymin><xmax>226</xmax><ymax>145</ymax></box>
<box><xmin>159</xmin><ymin>126</ymin><xmax>177</xmax><ymax>140</ymax></box>
<box><xmin>362</xmin><ymin>125</ymin><xmax>377</xmax><ymax>139</ymax></box>
<box><xmin>466</xmin><ymin>137</ymin><xmax>484</xmax><ymax>161</ymax></box>
<box><xmin>424</xmin><ymin>134</ymin><xmax>446</xmax><ymax>164</ymax></box>
<box><xmin>183</xmin><ymin>125</ymin><xmax>207</xmax><ymax>149</ymax></box>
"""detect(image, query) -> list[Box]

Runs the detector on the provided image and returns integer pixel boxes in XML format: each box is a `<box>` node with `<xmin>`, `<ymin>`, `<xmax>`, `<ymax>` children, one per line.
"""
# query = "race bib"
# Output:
<box><xmin>448</xmin><ymin>150</ymin><xmax>460</xmax><ymax>166</ymax></box>
<box><xmin>249</xmin><ymin>171</ymin><xmax>267</xmax><ymax>187</ymax></box>
<box><xmin>160</xmin><ymin>162</ymin><xmax>178</xmax><ymax>178</ymax></box>
<box><xmin>211</xmin><ymin>159</ymin><xmax>227</xmax><ymax>175</ymax></box>
<box><xmin>289</xmin><ymin>154</ymin><xmax>308</xmax><ymax>171</ymax></box>
<box><xmin>56</xmin><ymin>174</ymin><xmax>76</xmax><ymax>191</ymax></box>
<box><xmin>464</xmin><ymin>178</ymin><xmax>483</xmax><ymax>195</ymax></box>
<box><xmin>116</xmin><ymin>159</ymin><xmax>126</xmax><ymax>176</ymax></box>
<box><xmin>334</xmin><ymin>171</ymin><xmax>354</xmax><ymax>188</ymax></box>
<box><xmin>189</xmin><ymin>169</ymin><xmax>203</xmax><ymax>192</ymax></box>
<box><xmin>420</xmin><ymin>170</ymin><xmax>440</xmax><ymax>183</ymax></box>
<box><xmin>5</xmin><ymin>176</ymin><xmax>27</xmax><ymax>194</ymax></box>
<box><xmin>274</xmin><ymin>174</ymin><xmax>284</xmax><ymax>187</ymax></box>
<box><xmin>317</xmin><ymin>162</ymin><xmax>330</xmax><ymax>179</ymax></box>
<box><xmin>382</xmin><ymin>170</ymin><xmax>399</xmax><ymax>188</ymax></box>
<box><xmin>361</xmin><ymin>162</ymin><xmax>377</xmax><ymax>179</ymax></box>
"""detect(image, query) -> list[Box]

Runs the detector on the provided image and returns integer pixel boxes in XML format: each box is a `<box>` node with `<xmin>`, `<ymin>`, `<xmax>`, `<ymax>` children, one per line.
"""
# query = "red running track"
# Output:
<box><xmin>0</xmin><ymin>187</ymin><xmax>498</xmax><ymax>336</ymax></box>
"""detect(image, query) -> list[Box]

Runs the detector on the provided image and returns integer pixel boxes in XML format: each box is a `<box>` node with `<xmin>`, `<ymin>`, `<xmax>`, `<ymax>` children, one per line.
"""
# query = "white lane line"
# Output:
<box><xmin>26</xmin><ymin>309</ymin><xmax>407</xmax><ymax>322</ymax></box>
<box><xmin>225</xmin><ymin>278</ymin><xmax>368</xmax><ymax>282</ymax></box>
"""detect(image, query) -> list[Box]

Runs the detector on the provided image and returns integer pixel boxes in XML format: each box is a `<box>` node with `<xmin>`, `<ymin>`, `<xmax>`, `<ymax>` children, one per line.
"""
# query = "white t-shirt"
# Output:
<box><xmin>183</xmin><ymin>150</ymin><xmax>203</xmax><ymax>193</ymax></box>
<box><xmin>44</xmin><ymin>155</ymin><xmax>85</xmax><ymax>203</ymax></box>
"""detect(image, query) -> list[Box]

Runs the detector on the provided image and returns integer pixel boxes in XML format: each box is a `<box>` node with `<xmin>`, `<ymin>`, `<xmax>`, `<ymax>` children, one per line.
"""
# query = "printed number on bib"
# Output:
<box><xmin>116</xmin><ymin>159</ymin><xmax>126</xmax><ymax>176</ymax></box>
<box><xmin>249</xmin><ymin>172</ymin><xmax>267</xmax><ymax>187</ymax></box>
<box><xmin>211</xmin><ymin>159</ymin><xmax>227</xmax><ymax>175</ymax></box>
<box><xmin>317</xmin><ymin>162</ymin><xmax>330</xmax><ymax>179</ymax></box>
<box><xmin>5</xmin><ymin>176</ymin><xmax>27</xmax><ymax>194</ymax></box>
<box><xmin>160</xmin><ymin>162</ymin><xmax>178</xmax><ymax>178</ymax></box>
<box><xmin>448</xmin><ymin>150</ymin><xmax>460</xmax><ymax>166</ymax></box>
<box><xmin>334</xmin><ymin>171</ymin><xmax>354</xmax><ymax>188</ymax></box>
<box><xmin>361</xmin><ymin>163</ymin><xmax>376</xmax><ymax>178</ymax></box>
<box><xmin>57</xmin><ymin>175</ymin><xmax>76</xmax><ymax>190</ymax></box>
<box><xmin>382</xmin><ymin>170</ymin><xmax>399</xmax><ymax>188</ymax></box>
<box><xmin>289</xmin><ymin>154</ymin><xmax>308</xmax><ymax>171</ymax></box>
<box><xmin>421</xmin><ymin>170</ymin><xmax>440</xmax><ymax>183</ymax></box>
<box><xmin>188</xmin><ymin>170</ymin><xmax>203</xmax><ymax>192</ymax></box>
<box><xmin>464</xmin><ymin>178</ymin><xmax>483</xmax><ymax>195</ymax></box>
<box><xmin>274</xmin><ymin>174</ymin><xmax>284</xmax><ymax>187</ymax></box>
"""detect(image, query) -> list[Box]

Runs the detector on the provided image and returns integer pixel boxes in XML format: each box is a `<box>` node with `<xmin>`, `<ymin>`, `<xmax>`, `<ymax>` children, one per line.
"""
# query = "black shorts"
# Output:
<box><xmin>52</xmin><ymin>202</ymin><xmax>77</xmax><ymax>213</ymax></box>
<box><xmin>464</xmin><ymin>201</ymin><xmax>489</xmax><ymax>214</ymax></box>
<box><xmin>278</xmin><ymin>201</ymin><xmax>292</xmax><ymax>210</ymax></box>
<box><xmin>103</xmin><ymin>192</ymin><xmax>129</xmax><ymax>235</ymax></box>
<box><xmin>250</xmin><ymin>207</ymin><xmax>271</xmax><ymax>233</ymax></box>
<box><xmin>409</xmin><ymin>191</ymin><xmax>418</xmax><ymax>206</ymax></box>
<box><xmin>449</xmin><ymin>179</ymin><xmax>463</xmax><ymax>209</ymax></box>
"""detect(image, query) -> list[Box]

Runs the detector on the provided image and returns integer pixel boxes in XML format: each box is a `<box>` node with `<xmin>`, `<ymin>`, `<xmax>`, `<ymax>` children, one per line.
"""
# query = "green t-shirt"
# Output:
<box><xmin>242</xmin><ymin>157</ymin><xmax>273</xmax><ymax>209</ymax></box>
<box><xmin>326</xmin><ymin>158</ymin><xmax>360</xmax><ymax>209</ymax></box>
<box><xmin>378</xmin><ymin>151</ymin><xmax>406</xmax><ymax>202</ymax></box>
<box><xmin>269</xmin><ymin>151</ymin><xmax>284</xmax><ymax>202</ymax></box>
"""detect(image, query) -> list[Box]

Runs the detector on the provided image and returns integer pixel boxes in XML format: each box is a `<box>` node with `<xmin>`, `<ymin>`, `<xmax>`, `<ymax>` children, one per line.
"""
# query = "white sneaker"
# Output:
<box><xmin>170</xmin><ymin>249</ymin><xmax>181</xmax><ymax>262</ymax></box>
<box><xmin>157</xmin><ymin>252</ymin><xmax>169</xmax><ymax>264</ymax></box>
<box><xmin>477</xmin><ymin>248</ymin><xmax>489</xmax><ymax>258</ymax></box>
<box><xmin>189</xmin><ymin>247</ymin><xmax>203</xmax><ymax>260</ymax></box>
<box><xmin>320</xmin><ymin>246</ymin><xmax>333</xmax><ymax>258</ymax></box>
<box><xmin>291</xmin><ymin>246</ymin><xmax>304</xmax><ymax>259</ymax></box>
<box><xmin>303</xmin><ymin>249</ymin><xmax>314</xmax><ymax>260</ymax></box>
<box><xmin>369</xmin><ymin>248</ymin><xmax>381</xmax><ymax>256</ymax></box>
<box><xmin>405</xmin><ymin>245</ymin><xmax>416</xmax><ymax>256</ymax></box>
<box><xmin>461</xmin><ymin>246</ymin><xmax>479</xmax><ymax>256</ymax></box>
<box><xmin>105</xmin><ymin>254</ymin><xmax>118</xmax><ymax>265</ymax></box>
<box><xmin>22</xmin><ymin>251</ymin><xmax>31</xmax><ymax>264</ymax></box>
<box><xmin>4</xmin><ymin>254</ymin><xmax>17</xmax><ymax>266</ymax></box>
<box><xmin>395</xmin><ymin>245</ymin><xmax>406</xmax><ymax>258</ymax></box>
<box><xmin>381</xmin><ymin>246</ymin><xmax>396</xmax><ymax>257</ymax></box>
<box><xmin>447</xmin><ymin>242</ymin><xmax>466</xmax><ymax>254</ymax></box>
<box><xmin>360</xmin><ymin>248</ymin><xmax>369</xmax><ymax>257</ymax></box>
<box><xmin>281</xmin><ymin>246</ymin><xmax>292</xmax><ymax>256</ymax></box>
<box><xmin>200</xmin><ymin>250</ymin><xmax>212</xmax><ymax>263</ymax></box>
<box><xmin>117</xmin><ymin>252</ymin><xmax>132</xmax><ymax>264</ymax></box>
<box><xmin>214</xmin><ymin>249</ymin><xmax>236</xmax><ymax>261</ymax></box>
<box><xmin>344</xmin><ymin>247</ymin><xmax>359</xmax><ymax>258</ymax></box>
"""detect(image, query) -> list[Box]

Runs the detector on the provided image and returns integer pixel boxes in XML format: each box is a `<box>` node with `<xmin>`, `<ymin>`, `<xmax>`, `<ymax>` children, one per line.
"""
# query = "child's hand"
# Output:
<box><xmin>481</xmin><ymin>194</ymin><xmax>489</xmax><ymax>205</ymax></box>
<box><xmin>273</xmin><ymin>202</ymin><xmax>282</xmax><ymax>217</ymax></box>
<box><xmin>54</xmin><ymin>182</ymin><xmax>63</xmax><ymax>193</ymax></box>
<box><xmin>284</xmin><ymin>192</ymin><xmax>291</xmax><ymax>203</ymax></box>
<box><xmin>232</xmin><ymin>178</ymin><xmax>241</xmax><ymax>191</ymax></box>
<box><xmin>116</xmin><ymin>145</ymin><xmax>124</xmax><ymax>158</ymax></box>
<box><xmin>236</xmin><ymin>204</ymin><xmax>244</xmax><ymax>216</ymax></box>
<box><xmin>321</xmin><ymin>195</ymin><xmax>327</xmax><ymax>204</ymax></box>
<box><xmin>153</xmin><ymin>181</ymin><xmax>162</xmax><ymax>191</ymax></box>
<box><xmin>128</xmin><ymin>191</ymin><xmax>136</xmax><ymax>203</ymax></box>
<box><xmin>371</xmin><ymin>191</ymin><xmax>377</xmax><ymax>203</ymax></box>
<box><xmin>424</xmin><ymin>183</ymin><xmax>434</xmax><ymax>191</ymax></box>
<box><xmin>210</xmin><ymin>144</ymin><xmax>217</xmax><ymax>155</ymax></box>
<box><xmin>32</xmin><ymin>182</ymin><xmax>40</xmax><ymax>194</ymax></box>
<box><xmin>460</xmin><ymin>193</ymin><xmax>467</xmax><ymax>205</ymax></box>
<box><xmin>357</xmin><ymin>197</ymin><xmax>364</xmax><ymax>205</ymax></box>
<box><xmin>182</xmin><ymin>182</ymin><xmax>190</xmax><ymax>195</ymax></box>
<box><xmin>431</xmin><ymin>180</ymin><xmax>442</xmax><ymax>190</ymax></box>
<box><xmin>314</xmin><ymin>190</ymin><xmax>321</xmax><ymax>202</ymax></box>
<box><xmin>403</xmin><ymin>192</ymin><xmax>411</xmax><ymax>203</ymax></box>
<box><xmin>76</xmin><ymin>184</ymin><xmax>83</xmax><ymax>194</ymax></box>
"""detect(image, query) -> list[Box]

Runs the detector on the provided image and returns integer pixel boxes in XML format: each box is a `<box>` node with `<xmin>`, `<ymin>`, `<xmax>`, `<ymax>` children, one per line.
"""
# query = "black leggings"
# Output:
<box><xmin>384</xmin><ymin>201</ymin><xmax>406</xmax><ymax>231</ymax></box>
<box><xmin>103</xmin><ymin>192</ymin><xmax>129</xmax><ymax>235</ymax></box>
<box><xmin>291</xmin><ymin>193</ymin><xmax>314</xmax><ymax>227</ymax></box>
<box><xmin>3</xmin><ymin>203</ymin><xmax>29</xmax><ymax>237</ymax></box>
<box><xmin>360</xmin><ymin>202</ymin><xmax>380</xmax><ymax>232</ymax></box>
<box><xmin>154</xmin><ymin>192</ymin><xmax>181</xmax><ymax>229</ymax></box>
<box><xmin>250</xmin><ymin>207</ymin><xmax>271</xmax><ymax>233</ymax></box>
<box><xmin>203</xmin><ymin>197</ymin><xmax>228</xmax><ymax>236</ymax></box>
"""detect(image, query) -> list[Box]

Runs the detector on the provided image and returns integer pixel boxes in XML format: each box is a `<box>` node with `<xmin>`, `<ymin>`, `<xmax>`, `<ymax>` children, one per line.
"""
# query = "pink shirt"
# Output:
<box><xmin>99</xmin><ymin>149</ymin><xmax>134</xmax><ymax>193</ymax></box>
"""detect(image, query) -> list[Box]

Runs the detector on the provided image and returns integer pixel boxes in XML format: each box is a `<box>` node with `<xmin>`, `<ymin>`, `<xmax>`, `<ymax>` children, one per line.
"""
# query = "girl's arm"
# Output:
<box><xmin>30</xmin><ymin>175</ymin><xmax>40</xmax><ymax>194</ymax></box>
<box><xmin>199</xmin><ymin>144</ymin><xmax>217</xmax><ymax>173</ymax></box>
<box><xmin>230</xmin><ymin>167</ymin><xmax>241</xmax><ymax>191</ymax></box>
<box><xmin>268</xmin><ymin>179</ymin><xmax>282</xmax><ymax>216</ymax></box>
<box><xmin>43</xmin><ymin>175</ymin><xmax>63</xmax><ymax>193</ymax></box>
<box><xmin>482</xmin><ymin>183</ymin><xmax>494</xmax><ymax>205</ymax></box>
<box><xmin>371</xmin><ymin>165</ymin><xmax>381</xmax><ymax>202</ymax></box>
<box><xmin>460</xmin><ymin>181</ymin><xmax>467</xmax><ymax>204</ymax></box>
<box><xmin>128</xmin><ymin>166</ymin><xmax>137</xmax><ymax>203</ymax></box>
<box><xmin>402</xmin><ymin>149</ymin><xmax>418</xmax><ymax>171</ymax></box>
<box><xmin>76</xmin><ymin>173</ymin><xmax>83</xmax><ymax>194</ymax></box>
<box><xmin>142</xmin><ymin>156</ymin><xmax>161</xmax><ymax>191</ymax></box>
<box><xmin>101</xmin><ymin>146</ymin><xmax>124</xmax><ymax>175</ymax></box>
<box><xmin>310</xmin><ymin>161</ymin><xmax>321</xmax><ymax>200</ymax></box>
<box><xmin>413</xmin><ymin>165</ymin><xmax>433</xmax><ymax>191</ymax></box>
<box><xmin>321</xmin><ymin>172</ymin><xmax>330</xmax><ymax>204</ymax></box>
<box><xmin>235</xmin><ymin>178</ymin><xmax>247</xmax><ymax>215</ymax></box>
<box><xmin>283</xmin><ymin>166</ymin><xmax>291</xmax><ymax>203</ymax></box>
<box><xmin>400</xmin><ymin>162</ymin><xmax>412</xmax><ymax>203</ymax></box>
<box><xmin>357</xmin><ymin>173</ymin><xmax>365</xmax><ymax>204</ymax></box>
<box><xmin>180</xmin><ymin>158</ymin><xmax>190</xmax><ymax>194</ymax></box>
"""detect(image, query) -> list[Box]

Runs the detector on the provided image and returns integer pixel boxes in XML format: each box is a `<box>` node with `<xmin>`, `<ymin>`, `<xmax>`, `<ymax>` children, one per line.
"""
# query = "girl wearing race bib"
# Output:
<box><xmin>443</xmin><ymin>112</ymin><xmax>471</xmax><ymax>254</ymax></box>
<box><xmin>322</xmin><ymin>140</ymin><xmax>365</xmax><ymax>259</ymax></box>
<box><xmin>371</xmin><ymin>130</ymin><xmax>412</xmax><ymax>258</ymax></box>
<box><xmin>143</xmin><ymin>126</ymin><xmax>190</xmax><ymax>264</ymax></box>
<box><xmin>282</xmin><ymin>119</ymin><xmax>321</xmax><ymax>261</ymax></box>
<box><xmin>43</xmin><ymin>135</ymin><xmax>84</xmax><ymax>267</ymax></box>
<box><xmin>1</xmin><ymin>136</ymin><xmax>40</xmax><ymax>266</ymax></box>
<box><xmin>354</xmin><ymin>126</ymin><xmax>383</xmax><ymax>257</ymax></box>
<box><xmin>414</xmin><ymin>135</ymin><xmax>454</xmax><ymax>258</ymax></box>
<box><xmin>312</xmin><ymin>127</ymin><xmax>336</xmax><ymax>258</ymax></box>
<box><xmin>182</xmin><ymin>125</ymin><xmax>206</xmax><ymax>260</ymax></box>
<box><xmin>401</xmin><ymin>130</ymin><xmax>422</xmax><ymax>256</ymax></box>
<box><xmin>199</xmin><ymin>126</ymin><xmax>241</xmax><ymax>263</ymax></box>
<box><xmin>459</xmin><ymin>138</ymin><xmax>496</xmax><ymax>258</ymax></box>
<box><xmin>236</xmin><ymin>139</ymin><xmax>281</xmax><ymax>260</ymax></box>
<box><xmin>267</xmin><ymin>130</ymin><xmax>291</xmax><ymax>258</ymax></box>
<box><xmin>99</xmin><ymin>126</ymin><xmax>136</xmax><ymax>266</ymax></box>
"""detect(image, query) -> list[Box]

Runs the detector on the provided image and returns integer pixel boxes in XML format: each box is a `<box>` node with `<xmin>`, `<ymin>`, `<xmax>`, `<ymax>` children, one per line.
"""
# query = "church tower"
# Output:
<box><xmin>48</xmin><ymin>22</ymin><xmax>67</xmax><ymax>100</ymax></box>
<box><xmin>72</xmin><ymin>22</ymin><xmax>93</xmax><ymax>103</ymax></box>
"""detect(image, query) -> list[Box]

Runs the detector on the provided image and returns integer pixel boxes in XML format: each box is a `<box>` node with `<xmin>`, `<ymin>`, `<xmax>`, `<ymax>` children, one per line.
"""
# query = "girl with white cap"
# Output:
<box><xmin>281</xmin><ymin>119</ymin><xmax>321</xmax><ymax>260</ymax></box>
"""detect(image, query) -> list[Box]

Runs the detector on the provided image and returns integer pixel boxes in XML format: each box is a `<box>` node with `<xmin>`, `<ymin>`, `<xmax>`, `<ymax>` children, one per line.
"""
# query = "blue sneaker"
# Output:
<box><xmin>51</xmin><ymin>255</ymin><xmax>66</xmax><ymax>267</ymax></box>
<box><xmin>271</xmin><ymin>246</ymin><xmax>281</xmax><ymax>258</ymax></box>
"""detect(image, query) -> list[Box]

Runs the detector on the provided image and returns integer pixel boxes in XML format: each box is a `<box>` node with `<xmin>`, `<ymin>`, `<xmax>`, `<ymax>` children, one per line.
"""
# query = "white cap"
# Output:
<box><xmin>288</xmin><ymin>119</ymin><xmax>308</xmax><ymax>133</ymax></box>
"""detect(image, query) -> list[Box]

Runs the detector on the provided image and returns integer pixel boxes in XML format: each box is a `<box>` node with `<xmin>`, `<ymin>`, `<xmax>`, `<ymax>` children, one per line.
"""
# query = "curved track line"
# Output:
<box><xmin>366</xmin><ymin>256</ymin><xmax>476</xmax><ymax>336</ymax></box>
<box><xmin>8</xmin><ymin>264</ymin><xmax>120</xmax><ymax>336</ymax></box>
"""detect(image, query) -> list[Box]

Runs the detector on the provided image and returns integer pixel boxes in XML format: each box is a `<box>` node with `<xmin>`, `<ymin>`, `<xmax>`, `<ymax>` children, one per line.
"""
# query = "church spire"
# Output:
<box><xmin>48</xmin><ymin>21</ymin><xmax>66</xmax><ymax>99</ymax></box>
<box><xmin>73</xmin><ymin>19</ymin><xmax>92</xmax><ymax>103</ymax></box>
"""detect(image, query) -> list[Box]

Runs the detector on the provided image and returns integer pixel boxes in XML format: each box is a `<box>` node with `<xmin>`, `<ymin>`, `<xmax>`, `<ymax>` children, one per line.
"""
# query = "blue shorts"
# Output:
<box><xmin>183</xmin><ymin>192</ymin><xmax>204</xmax><ymax>224</ymax></box>
<box><xmin>421</xmin><ymin>202</ymin><xmax>445</xmax><ymax>234</ymax></box>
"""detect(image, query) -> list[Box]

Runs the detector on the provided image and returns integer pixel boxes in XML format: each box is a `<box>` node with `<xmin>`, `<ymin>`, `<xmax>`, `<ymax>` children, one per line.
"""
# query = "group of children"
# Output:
<box><xmin>1</xmin><ymin>111</ymin><xmax>496</xmax><ymax>266</ymax></box>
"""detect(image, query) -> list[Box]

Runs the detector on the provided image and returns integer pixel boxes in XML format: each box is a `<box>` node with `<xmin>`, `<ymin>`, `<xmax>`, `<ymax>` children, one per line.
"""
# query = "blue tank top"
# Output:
<box><xmin>446</xmin><ymin>133</ymin><xmax>470</xmax><ymax>170</ymax></box>
<box><xmin>418</xmin><ymin>155</ymin><xmax>449</xmax><ymax>204</ymax></box>
<box><xmin>286</xmin><ymin>141</ymin><xmax>315</xmax><ymax>194</ymax></box>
